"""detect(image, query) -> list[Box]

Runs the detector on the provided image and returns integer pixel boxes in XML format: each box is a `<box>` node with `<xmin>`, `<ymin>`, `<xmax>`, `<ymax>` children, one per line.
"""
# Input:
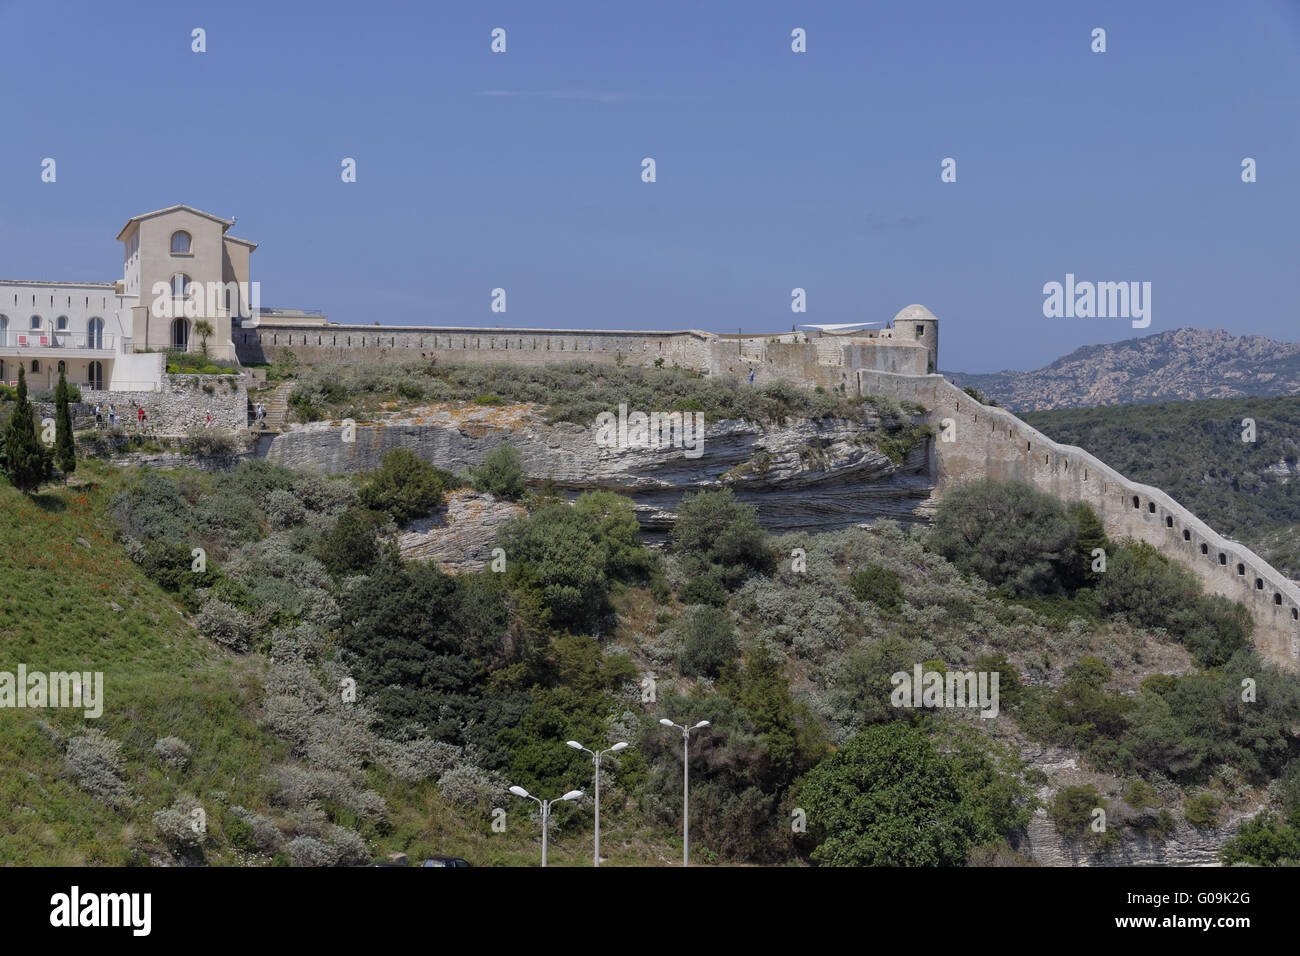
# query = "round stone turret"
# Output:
<box><xmin>894</xmin><ymin>304</ymin><xmax>939</xmax><ymax>373</ymax></box>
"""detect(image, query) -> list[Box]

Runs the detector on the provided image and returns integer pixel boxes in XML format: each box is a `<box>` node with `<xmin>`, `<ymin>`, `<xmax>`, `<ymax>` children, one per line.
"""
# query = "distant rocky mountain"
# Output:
<box><xmin>947</xmin><ymin>328</ymin><xmax>1300</xmax><ymax>412</ymax></box>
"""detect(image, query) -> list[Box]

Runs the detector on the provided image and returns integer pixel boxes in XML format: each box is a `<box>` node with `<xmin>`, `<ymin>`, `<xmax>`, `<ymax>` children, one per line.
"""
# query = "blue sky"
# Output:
<box><xmin>1</xmin><ymin>0</ymin><xmax>1297</xmax><ymax>372</ymax></box>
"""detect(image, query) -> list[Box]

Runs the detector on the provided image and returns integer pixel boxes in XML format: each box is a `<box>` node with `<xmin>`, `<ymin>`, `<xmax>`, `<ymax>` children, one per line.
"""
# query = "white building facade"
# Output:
<box><xmin>0</xmin><ymin>204</ymin><xmax>263</xmax><ymax>395</ymax></box>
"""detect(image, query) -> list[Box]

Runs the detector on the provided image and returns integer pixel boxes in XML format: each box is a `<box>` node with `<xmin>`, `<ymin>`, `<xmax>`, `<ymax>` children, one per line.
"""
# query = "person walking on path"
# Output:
<box><xmin>93</xmin><ymin>403</ymin><xmax>103</xmax><ymax>429</ymax></box>
<box><xmin>205</xmin><ymin>408</ymin><xmax>213</xmax><ymax>429</ymax></box>
<box><xmin>137</xmin><ymin>406</ymin><xmax>146</xmax><ymax>433</ymax></box>
<box><xmin>108</xmin><ymin>403</ymin><xmax>117</xmax><ymax>427</ymax></box>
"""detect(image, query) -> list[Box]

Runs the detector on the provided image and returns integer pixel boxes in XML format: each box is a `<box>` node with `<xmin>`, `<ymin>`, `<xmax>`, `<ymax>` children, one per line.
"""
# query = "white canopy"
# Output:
<box><xmin>798</xmin><ymin>322</ymin><xmax>884</xmax><ymax>332</ymax></box>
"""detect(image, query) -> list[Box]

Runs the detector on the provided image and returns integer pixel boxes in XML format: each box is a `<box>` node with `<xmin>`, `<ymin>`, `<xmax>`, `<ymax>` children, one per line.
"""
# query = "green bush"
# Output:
<box><xmin>1124</xmin><ymin>779</ymin><xmax>1160</xmax><ymax>811</ymax></box>
<box><xmin>928</xmin><ymin>478</ymin><xmax>1077</xmax><ymax>597</ymax></box>
<box><xmin>1183</xmin><ymin>793</ymin><xmax>1221</xmax><ymax>829</ymax></box>
<box><xmin>358</xmin><ymin>448</ymin><xmax>451</xmax><ymax>524</ymax></box>
<box><xmin>317</xmin><ymin>507</ymin><xmax>386</xmax><ymax>577</ymax></box>
<box><xmin>470</xmin><ymin>443</ymin><xmax>526</xmax><ymax>500</ymax></box>
<box><xmin>677</xmin><ymin>605</ymin><xmax>739</xmax><ymax>678</ymax></box>
<box><xmin>848</xmin><ymin>563</ymin><xmax>904</xmax><ymax>612</ymax></box>
<box><xmin>670</xmin><ymin>488</ymin><xmax>774</xmax><ymax>592</ymax></box>
<box><xmin>1048</xmin><ymin>785</ymin><xmax>1106</xmax><ymax>840</ymax></box>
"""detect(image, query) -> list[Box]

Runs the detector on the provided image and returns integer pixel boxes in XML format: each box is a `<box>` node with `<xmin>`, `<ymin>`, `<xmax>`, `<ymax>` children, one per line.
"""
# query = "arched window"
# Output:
<box><xmin>0</xmin><ymin>315</ymin><xmax>8</xmax><ymax>347</ymax></box>
<box><xmin>57</xmin><ymin>360</ymin><xmax>66</xmax><ymax>375</ymax></box>
<box><xmin>30</xmin><ymin>315</ymin><xmax>41</xmax><ymax>330</ymax></box>
<box><xmin>171</xmin><ymin>231</ymin><xmax>192</xmax><ymax>254</ymax></box>
<box><xmin>88</xmin><ymin>361</ymin><xmax>104</xmax><ymax>390</ymax></box>
<box><xmin>56</xmin><ymin>315</ymin><xmax>68</xmax><ymax>330</ymax></box>
<box><xmin>30</xmin><ymin>360</ymin><xmax>40</xmax><ymax>373</ymax></box>
<box><xmin>87</xmin><ymin>318</ymin><xmax>104</xmax><ymax>350</ymax></box>
<box><xmin>171</xmin><ymin>318</ymin><xmax>190</xmax><ymax>350</ymax></box>
<box><xmin>171</xmin><ymin>273</ymin><xmax>192</xmax><ymax>298</ymax></box>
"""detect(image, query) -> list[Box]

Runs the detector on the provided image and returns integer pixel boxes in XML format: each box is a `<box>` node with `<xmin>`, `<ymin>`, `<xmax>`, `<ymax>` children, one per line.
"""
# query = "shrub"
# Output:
<box><xmin>677</xmin><ymin>605</ymin><xmax>739</xmax><ymax>678</ymax></box>
<box><xmin>64</xmin><ymin>728</ymin><xmax>132</xmax><ymax>808</ymax></box>
<box><xmin>848</xmin><ymin>563</ymin><xmax>904</xmax><ymax>612</ymax></box>
<box><xmin>197</xmin><ymin>599</ymin><xmax>255</xmax><ymax>652</ymax></box>
<box><xmin>181</xmin><ymin>426</ymin><xmax>237</xmax><ymax>457</ymax></box>
<box><xmin>1048</xmin><ymin>785</ymin><xmax>1106</xmax><ymax>840</ymax></box>
<box><xmin>287</xmin><ymin>835</ymin><xmax>336</xmax><ymax>867</ymax></box>
<box><xmin>265</xmin><ymin>488</ymin><xmax>308</xmax><ymax>529</ymax></box>
<box><xmin>317</xmin><ymin>507</ymin><xmax>386</xmax><ymax>577</ymax></box>
<box><xmin>1184</xmin><ymin>793</ymin><xmax>1222</xmax><ymax>829</ymax></box>
<box><xmin>670</xmin><ymin>488</ymin><xmax>774</xmax><ymax>592</ymax></box>
<box><xmin>358</xmin><ymin>448</ymin><xmax>451</xmax><ymax>523</ymax></box>
<box><xmin>1124</xmin><ymin>779</ymin><xmax>1159</xmax><ymax>811</ymax></box>
<box><xmin>153</xmin><ymin>799</ymin><xmax>205</xmax><ymax>854</ymax></box>
<box><xmin>470</xmin><ymin>442</ymin><xmax>527</xmax><ymax>500</ymax></box>
<box><xmin>928</xmin><ymin>478</ymin><xmax>1077</xmax><ymax>597</ymax></box>
<box><xmin>153</xmin><ymin>736</ymin><xmax>193</xmax><ymax>770</ymax></box>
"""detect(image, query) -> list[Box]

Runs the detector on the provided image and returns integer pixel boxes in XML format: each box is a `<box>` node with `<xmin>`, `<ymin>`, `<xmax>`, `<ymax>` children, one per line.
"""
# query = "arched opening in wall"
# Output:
<box><xmin>1166</xmin><ymin>516</ymin><xmax>1174</xmax><ymax>528</ymax></box>
<box><xmin>1218</xmin><ymin>552</ymin><xmax>1225</xmax><ymax>564</ymax></box>
<box><xmin>1148</xmin><ymin>502</ymin><xmax>1156</xmax><ymax>514</ymax></box>
<box><xmin>171</xmin><ymin>318</ymin><xmax>191</xmax><ymax>350</ymax></box>
<box><xmin>1084</xmin><ymin>469</ymin><xmax>1088</xmax><ymax>481</ymax></box>
<box><xmin>88</xmin><ymin>318</ymin><xmax>104</xmax><ymax>350</ymax></box>
<box><xmin>1256</xmin><ymin>578</ymin><xmax>1264</xmax><ymax>590</ymax></box>
<box><xmin>88</xmin><ymin>361</ymin><xmax>103</xmax><ymax>390</ymax></box>
<box><xmin>1183</xmin><ymin>529</ymin><xmax>1191</xmax><ymax>541</ymax></box>
<box><xmin>1275</xmin><ymin>593</ymin><xmax>1283</xmax><ymax>605</ymax></box>
<box><xmin>1027</xmin><ymin>441</ymin><xmax>1032</xmax><ymax>452</ymax></box>
<box><xmin>1237</xmin><ymin>563</ymin><xmax>1245</xmax><ymax>575</ymax></box>
<box><xmin>1132</xmin><ymin>495</ymin><xmax>1140</xmax><ymax>509</ymax></box>
<box><xmin>1293</xmin><ymin>608</ymin><xmax>1299</xmax><ymax>620</ymax></box>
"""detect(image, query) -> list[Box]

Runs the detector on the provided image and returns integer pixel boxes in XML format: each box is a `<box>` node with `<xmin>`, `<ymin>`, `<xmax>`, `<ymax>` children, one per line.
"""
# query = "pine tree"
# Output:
<box><xmin>54</xmin><ymin>369</ymin><xmax>76</xmax><ymax>479</ymax></box>
<box><xmin>3</xmin><ymin>366</ymin><xmax>48</xmax><ymax>493</ymax></box>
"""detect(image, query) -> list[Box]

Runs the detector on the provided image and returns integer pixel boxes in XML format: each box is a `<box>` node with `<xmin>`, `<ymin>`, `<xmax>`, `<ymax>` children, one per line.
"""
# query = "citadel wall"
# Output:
<box><xmin>856</xmin><ymin>369</ymin><xmax>1300</xmax><ymax>670</ymax></box>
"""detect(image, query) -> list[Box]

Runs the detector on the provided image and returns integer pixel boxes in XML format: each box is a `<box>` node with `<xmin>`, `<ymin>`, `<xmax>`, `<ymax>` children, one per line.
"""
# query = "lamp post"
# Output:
<box><xmin>508</xmin><ymin>785</ymin><xmax>584</xmax><ymax>867</ymax></box>
<box><xmin>566</xmin><ymin>740</ymin><xmax>629</xmax><ymax>867</ymax></box>
<box><xmin>659</xmin><ymin>718</ymin><xmax>710</xmax><ymax>866</ymax></box>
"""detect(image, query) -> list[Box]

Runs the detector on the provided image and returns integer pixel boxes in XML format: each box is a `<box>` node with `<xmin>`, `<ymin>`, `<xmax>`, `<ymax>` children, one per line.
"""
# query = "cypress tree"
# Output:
<box><xmin>3</xmin><ymin>366</ymin><xmax>47</xmax><ymax>493</ymax></box>
<box><xmin>55</xmin><ymin>369</ymin><xmax>76</xmax><ymax>479</ymax></box>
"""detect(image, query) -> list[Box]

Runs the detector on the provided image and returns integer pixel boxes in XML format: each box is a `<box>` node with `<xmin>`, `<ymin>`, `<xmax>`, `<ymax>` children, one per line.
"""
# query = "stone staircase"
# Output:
<box><xmin>253</xmin><ymin>382</ymin><xmax>293</xmax><ymax>433</ymax></box>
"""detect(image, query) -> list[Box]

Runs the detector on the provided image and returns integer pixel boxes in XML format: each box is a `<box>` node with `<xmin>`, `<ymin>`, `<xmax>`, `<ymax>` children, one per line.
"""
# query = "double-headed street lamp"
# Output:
<box><xmin>659</xmin><ymin>718</ymin><xmax>710</xmax><ymax>866</ymax></box>
<box><xmin>566</xmin><ymin>739</ymin><xmax>629</xmax><ymax>867</ymax></box>
<box><xmin>508</xmin><ymin>785</ymin><xmax>584</xmax><ymax>867</ymax></box>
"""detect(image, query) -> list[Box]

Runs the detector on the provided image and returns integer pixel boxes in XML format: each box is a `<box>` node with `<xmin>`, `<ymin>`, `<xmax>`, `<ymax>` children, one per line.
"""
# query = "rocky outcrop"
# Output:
<box><xmin>260</xmin><ymin>403</ymin><xmax>935</xmax><ymax>534</ymax></box>
<box><xmin>397</xmin><ymin>490</ymin><xmax>525</xmax><ymax>572</ymax></box>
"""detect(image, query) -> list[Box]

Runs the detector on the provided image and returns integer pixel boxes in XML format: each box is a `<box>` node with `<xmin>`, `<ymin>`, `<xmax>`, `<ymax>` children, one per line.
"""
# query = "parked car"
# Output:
<box><xmin>420</xmin><ymin>856</ymin><xmax>471</xmax><ymax>867</ymax></box>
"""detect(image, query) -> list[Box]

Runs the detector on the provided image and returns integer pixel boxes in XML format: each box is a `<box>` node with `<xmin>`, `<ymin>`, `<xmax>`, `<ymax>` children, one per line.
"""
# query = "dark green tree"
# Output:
<box><xmin>54</xmin><ymin>370</ymin><xmax>76</xmax><ymax>479</ymax></box>
<box><xmin>2</xmin><ymin>366</ymin><xmax>48</xmax><ymax>493</ymax></box>
<box><xmin>670</xmin><ymin>488</ymin><xmax>775</xmax><ymax>594</ymax></box>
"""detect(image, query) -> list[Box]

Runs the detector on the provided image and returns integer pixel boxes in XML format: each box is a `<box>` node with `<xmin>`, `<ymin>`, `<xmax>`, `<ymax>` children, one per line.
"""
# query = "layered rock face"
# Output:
<box><xmin>261</xmin><ymin>403</ymin><xmax>935</xmax><ymax>535</ymax></box>
<box><xmin>397</xmin><ymin>490</ymin><xmax>526</xmax><ymax>572</ymax></box>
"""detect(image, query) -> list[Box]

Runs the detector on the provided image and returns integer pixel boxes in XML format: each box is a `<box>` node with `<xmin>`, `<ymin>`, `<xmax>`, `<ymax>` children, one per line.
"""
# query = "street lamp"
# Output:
<box><xmin>508</xmin><ymin>785</ymin><xmax>584</xmax><ymax>867</ymax></box>
<box><xmin>659</xmin><ymin>718</ymin><xmax>710</xmax><ymax>866</ymax></box>
<box><xmin>567</xmin><ymin>740</ymin><xmax>630</xmax><ymax>867</ymax></box>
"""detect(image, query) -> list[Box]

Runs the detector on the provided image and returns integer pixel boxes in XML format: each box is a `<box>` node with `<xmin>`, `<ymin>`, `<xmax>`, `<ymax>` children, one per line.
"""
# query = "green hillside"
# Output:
<box><xmin>1023</xmin><ymin>395</ymin><xmax>1300</xmax><ymax>578</ymax></box>
<box><xmin>3</xmin><ymin>446</ymin><xmax>1299</xmax><ymax>866</ymax></box>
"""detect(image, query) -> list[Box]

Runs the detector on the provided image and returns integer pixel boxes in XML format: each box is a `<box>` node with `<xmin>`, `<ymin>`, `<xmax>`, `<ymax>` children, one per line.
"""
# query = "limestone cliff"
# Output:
<box><xmin>261</xmin><ymin>402</ymin><xmax>935</xmax><ymax>534</ymax></box>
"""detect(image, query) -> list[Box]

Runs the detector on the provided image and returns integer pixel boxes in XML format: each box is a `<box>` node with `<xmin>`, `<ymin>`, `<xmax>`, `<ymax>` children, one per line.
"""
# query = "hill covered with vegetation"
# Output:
<box><xmin>4</xmin><ymin>435</ymin><xmax>1298</xmax><ymax>865</ymax></box>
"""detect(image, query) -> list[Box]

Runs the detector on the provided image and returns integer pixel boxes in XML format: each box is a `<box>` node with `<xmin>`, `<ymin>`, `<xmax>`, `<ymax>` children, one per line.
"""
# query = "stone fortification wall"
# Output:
<box><xmin>857</xmin><ymin>369</ymin><xmax>1300</xmax><ymax>670</ymax></box>
<box><xmin>75</xmin><ymin>373</ymin><xmax>248</xmax><ymax>435</ymax></box>
<box><xmin>235</xmin><ymin>325</ymin><xmax>713</xmax><ymax>370</ymax></box>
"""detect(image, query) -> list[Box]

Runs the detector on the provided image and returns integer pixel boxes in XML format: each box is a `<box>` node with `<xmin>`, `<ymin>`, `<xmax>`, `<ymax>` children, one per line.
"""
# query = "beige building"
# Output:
<box><xmin>1</xmin><ymin>204</ymin><xmax>278</xmax><ymax>393</ymax></box>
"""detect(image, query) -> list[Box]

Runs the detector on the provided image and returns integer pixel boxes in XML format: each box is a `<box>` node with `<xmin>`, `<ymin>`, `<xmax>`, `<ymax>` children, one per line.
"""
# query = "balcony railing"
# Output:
<box><xmin>0</xmin><ymin>331</ymin><xmax>120</xmax><ymax>351</ymax></box>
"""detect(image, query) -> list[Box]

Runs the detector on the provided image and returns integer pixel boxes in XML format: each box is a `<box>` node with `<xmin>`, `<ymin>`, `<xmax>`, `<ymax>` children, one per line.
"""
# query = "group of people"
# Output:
<box><xmin>91</xmin><ymin>403</ymin><xmax>147</xmax><ymax>431</ymax></box>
